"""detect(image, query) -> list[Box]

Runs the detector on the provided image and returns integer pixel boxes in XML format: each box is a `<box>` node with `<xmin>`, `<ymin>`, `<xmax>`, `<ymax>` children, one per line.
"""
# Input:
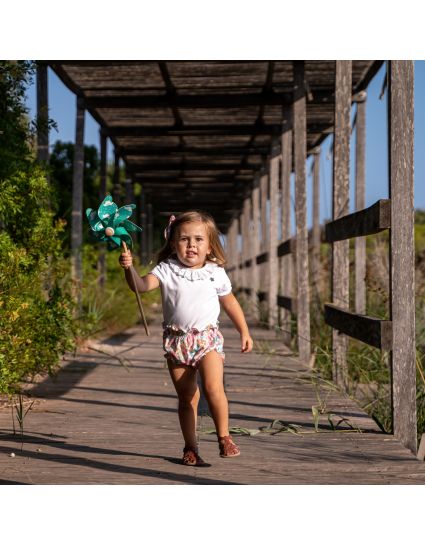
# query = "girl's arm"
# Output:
<box><xmin>219</xmin><ymin>293</ymin><xmax>253</xmax><ymax>353</ymax></box>
<box><xmin>119</xmin><ymin>247</ymin><xmax>160</xmax><ymax>293</ymax></box>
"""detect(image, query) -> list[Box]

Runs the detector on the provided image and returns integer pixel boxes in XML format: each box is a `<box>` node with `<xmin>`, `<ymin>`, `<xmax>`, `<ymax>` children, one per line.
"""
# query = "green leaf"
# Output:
<box><xmin>312</xmin><ymin>405</ymin><xmax>320</xmax><ymax>432</ymax></box>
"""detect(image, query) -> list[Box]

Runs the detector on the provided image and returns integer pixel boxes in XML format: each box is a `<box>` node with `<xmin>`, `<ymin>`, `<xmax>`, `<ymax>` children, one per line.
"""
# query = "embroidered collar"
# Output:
<box><xmin>168</xmin><ymin>257</ymin><xmax>217</xmax><ymax>281</ymax></box>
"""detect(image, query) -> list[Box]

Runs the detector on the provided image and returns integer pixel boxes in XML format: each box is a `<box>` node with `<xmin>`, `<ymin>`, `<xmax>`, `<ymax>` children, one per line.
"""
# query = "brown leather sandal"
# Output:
<box><xmin>218</xmin><ymin>435</ymin><xmax>241</xmax><ymax>458</ymax></box>
<box><xmin>182</xmin><ymin>446</ymin><xmax>209</xmax><ymax>467</ymax></box>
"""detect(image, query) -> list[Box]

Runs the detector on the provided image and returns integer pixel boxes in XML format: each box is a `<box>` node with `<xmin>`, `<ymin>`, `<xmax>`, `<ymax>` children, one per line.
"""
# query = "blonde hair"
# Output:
<box><xmin>156</xmin><ymin>210</ymin><xmax>227</xmax><ymax>267</ymax></box>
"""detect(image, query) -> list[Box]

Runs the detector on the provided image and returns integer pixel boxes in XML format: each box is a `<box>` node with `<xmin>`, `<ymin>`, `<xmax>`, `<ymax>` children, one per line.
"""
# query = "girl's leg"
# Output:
<box><xmin>167</xmin><ymin>360</ymin><xmax>200</xmax><ymax>448</ymax></box>
<box><xmin>198</xmin><ymin>350</ymin><xmax>229</xmax><ymax>438</ymax></box>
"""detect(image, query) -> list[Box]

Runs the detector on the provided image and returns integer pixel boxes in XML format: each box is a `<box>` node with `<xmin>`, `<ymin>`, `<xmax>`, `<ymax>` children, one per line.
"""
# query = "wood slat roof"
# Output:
<box><xmin>48</xmin><ymin>61</ymin><xmax>383</xmax><ymax>231</ymax></box>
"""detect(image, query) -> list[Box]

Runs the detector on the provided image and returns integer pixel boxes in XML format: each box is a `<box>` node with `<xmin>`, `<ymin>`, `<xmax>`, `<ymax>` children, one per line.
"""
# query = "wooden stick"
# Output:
<box><xmin>122</xmin><ymin>242</ymin><xmax>150</xmax><ymax>336</ymax></box>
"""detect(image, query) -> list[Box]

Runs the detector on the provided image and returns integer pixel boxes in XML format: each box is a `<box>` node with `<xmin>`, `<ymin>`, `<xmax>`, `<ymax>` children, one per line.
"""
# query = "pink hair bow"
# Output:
<box><xmin>164</xmin><ymin>215</ymin><xmax>176</xmax><ymax>240</ymax></box>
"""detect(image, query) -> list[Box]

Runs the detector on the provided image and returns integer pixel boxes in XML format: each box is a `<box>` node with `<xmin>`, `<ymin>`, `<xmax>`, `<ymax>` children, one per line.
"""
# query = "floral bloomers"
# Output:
<box><xmin>163</xmin><ymin>323</ymin><xmax>225</xmax><ymax>368</ymax></box>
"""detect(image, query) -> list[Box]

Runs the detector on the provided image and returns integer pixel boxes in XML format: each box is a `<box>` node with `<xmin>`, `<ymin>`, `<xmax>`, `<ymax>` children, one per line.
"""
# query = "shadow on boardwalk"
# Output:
<box><xmin>0</xmin><ymin>314</ymin><xmax>424</xmax><ymax>484</ymax></box>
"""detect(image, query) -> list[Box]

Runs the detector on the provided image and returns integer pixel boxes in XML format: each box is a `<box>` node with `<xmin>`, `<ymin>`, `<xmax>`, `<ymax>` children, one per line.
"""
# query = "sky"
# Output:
<box><xmin>25</xmin><ymin>61</ymin><xmax>425</xmax><ymax>234</ymax></box>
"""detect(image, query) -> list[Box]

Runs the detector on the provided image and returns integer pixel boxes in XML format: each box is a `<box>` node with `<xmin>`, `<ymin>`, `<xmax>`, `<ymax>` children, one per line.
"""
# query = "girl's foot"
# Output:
<box><xmin>182</xmin><ymin>446</ymin><xmax>209</xmax><ymax>466</ymax></box>
<box><xmin>218</xmin><ymin>435</ymin><xmax>241</xmax><ymax>458</ymax></box>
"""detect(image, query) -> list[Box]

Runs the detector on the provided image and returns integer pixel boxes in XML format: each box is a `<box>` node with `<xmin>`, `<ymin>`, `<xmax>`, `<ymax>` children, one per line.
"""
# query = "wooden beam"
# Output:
<box><xmin>140</xmin><ymin>192</ymin><xmax>148</xmax><ymax>265</ymax></box>
<box><xmin>256</xmin><ymin>252</ymin><xmax>269</xmax><ymax>265</ymax></box>
<box><xmin>280</xmin><ymin>126</ymin><xmax>293</xmax><ymax>345</ymax></box>
<box><xmin>331</xmin><ymin>61</ymin><xmax>352</xmax><ymax>387</ymax></box>
<box><xmin>277</xmin><ymin>295</ymin><xmax>297</xmax><ymax>314</ymax></box>
<box><xmin>120</xmin><ymin>146</ymin><xmax>271</xmax><ymax>156</ymax></box>
<box><xmin>277</xmin><ymin>237</ymin><xmax>296</xmax><ymax>257</ymax></box>
<box><xmin>354</xmin><ymin>91</ymin><xmax>367</xmax><ymax>315</ymax></box>
<box><xmin>106</xmin><ymin>124</ymin><xmax>283</xmax><ymax>137</ymax></box>
<box><xmin>268</xmin><ymin>155</ymin><xmax>280</xmax><ymax>328</ymax></box>
<box><xmin>113</xmin><ymin>151</ymin><xmax>121</xmax><ymax>205</ymax></box>
<box><xmin>241</xmin><ymin>196</ymin><xmax>251</xmax><ymax>294</ymax></box>
<box><xmin>36</xmin><ymin>62</ymin><xmax>49</xmax><ymax>164</ymax></box>
<box><xmin>71</xmin><ymin>97</ymin><xmax>85</xmax><ymax>308</ymax></box>
<box><xmin>293</xmin><ymin>61</ymin><xmax>311</xmax><ymax>364</ymax></box>
<box><xmin>126</xmin><ymin>162</ymin><xmax>261</xmax><ymax>171</ymax></box>
<box><xmin>324</xmin><ymin>304</ymin><xmax>392</xmax><ymax>350</ymax></box>
<box><xmin>388</xmin><ymin>60</ymin><xmax>416</xmax><ymax>454</ymax></box>
<box><xmin>83</xmin><ymin>90</ymin><xmax>336</xmax><ymax>109</ymax></box>
<box><xmin>147</xmin><ymin>201</ymin><xmax>153</xmax><ymax>262</ymax></box>
<box><xmin>312</xmin><ymin>147</ymin><xmax>321</xmax><ymax>304</ymax></box>
<box><xmin>325</xmin><ymin>199</ymin><xmax>391</xmax><ymax>242</ymax></box>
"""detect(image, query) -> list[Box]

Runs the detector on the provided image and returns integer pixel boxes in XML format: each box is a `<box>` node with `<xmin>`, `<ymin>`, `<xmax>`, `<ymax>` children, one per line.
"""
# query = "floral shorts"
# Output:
<box><xmin>163</xmin><ymin>323</ymin><xmax>225</xmax><ymax>369</ymax></box>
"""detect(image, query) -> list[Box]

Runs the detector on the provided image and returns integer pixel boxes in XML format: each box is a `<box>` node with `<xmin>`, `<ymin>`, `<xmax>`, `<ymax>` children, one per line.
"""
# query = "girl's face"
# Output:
<box><xmin>172</xmin><ymin>221</ymin><xmax>212</xmax><ymax>269</ymax></box>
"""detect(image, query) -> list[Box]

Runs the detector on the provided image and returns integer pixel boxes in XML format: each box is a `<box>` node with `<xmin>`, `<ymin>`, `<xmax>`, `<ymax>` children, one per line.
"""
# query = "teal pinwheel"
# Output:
<box><xmin>85</xmin><ymin>194</ymin><xmax>149</xmax><ymax>336</ymax></box>
<box><xmin>86</xmin><ymin>195</ymin><xmax>142</xmax><ymax>251</ymax></box>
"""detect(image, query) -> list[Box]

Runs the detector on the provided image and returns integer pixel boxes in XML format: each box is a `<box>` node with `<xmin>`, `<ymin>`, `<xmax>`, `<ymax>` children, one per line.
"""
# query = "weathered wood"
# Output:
<box><xmin>312</xmin><ymin>147</ymin><xmax>321</xmax><ymax>303</ymax></box>
<box><xmin>277</xmin><ymin>295</ymin><xmax>297</xmax><ymax>314</ymax></box>
<box><xmin>113</xmin><ymin>151</ymin><xmax>121</xmax><ymax>205</ymax></box>
<box><xmin>324</xmin><ymin>303</ymin><xmax>392</xmax><ymax>350</ymax></box>
<box><xmin>388</xmin><ymin>60</ymin><xmax>416</xmax><ymax>454</ymax></box>
<box><xmin>241</xmin><ymin>196</ymin><xmax>251</xmax><ymax>293</ymax></box>
<box><xmin>251</xmin><ymin>181</ymin><xmax>261</xmax><ymax>316</ymax></box>
<box><xmin>354</xmin><ymin>91</ymin><xmax>367</xmax><ymax>314</ymax></box>
<box><xmin>293</xmin><ymin>61</ymin><xmax>311</xmax><ymax>363</ymax></box>
<box><xmin>36</xmin><ymin>62</ymin><xmax>49</xmax><ymax>164</ymax></box>
<box><xmin>325</xmin><ymin>199</ymin><xmax>391</xmax><ymax>242</ymax></box>
<box><xmin>140</xmin><ymin>192</ymin><xmax>148</xmax><ymax>266</ymax></box>
<box><xmin>268</xmin><ymin>155</ymin><xmax>280</xmax><ymax>328</ymax></box>
<box><xmin>331</xmin><ymin>61</ymin><xmax>352</xmax><ymax>388</ymax></box>
<box><xmin>277</xmin><ymin>237</ymin><xmax>296</xmax><ymax>257</ymax></box>
<box><xmin>71</xmin><ymin>97</ymin><xmax>85</xmax><ymax>308</ymax></box>
<box><xmin>417</xmin><ymin>434</ymin><xmax>425</xmax><ymax>461</ymax></box>
<box><xmin>280</xmin><ymin>127</ymin><xmax>293</xmax><ymax>345</ymax></box>
<box><xmin>98</xmin><ymin>129</ymin><xmax>107</xmax><ymax>288</ymax></box>
<box><xmin>260</xmin><ymin>174</ymin><xmax>268</xmax><ymax>252</ymax></box>
<box><xmin>147</xmin><ymin>201</ymin><xmax>153</xmax><ymax>263</ymax></box>
<box><xmin>256</xmin><ymin>252</ymin><xmax>269</xmax><ymax>265</ymax></box>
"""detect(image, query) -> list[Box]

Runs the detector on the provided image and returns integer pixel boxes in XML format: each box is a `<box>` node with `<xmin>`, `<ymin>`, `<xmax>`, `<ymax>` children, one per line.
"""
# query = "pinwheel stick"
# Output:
<box><xmin>122</xmin><ymin>241</ymin><xmax>150</xmax><ymax>336</ymax></box>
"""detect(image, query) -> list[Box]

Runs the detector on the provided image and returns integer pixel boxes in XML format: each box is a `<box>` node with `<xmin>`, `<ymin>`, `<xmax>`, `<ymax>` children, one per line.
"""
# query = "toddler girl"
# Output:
<box><xmin>119</xmin><ymin>210</ymin><xmax>253</xmax><ymax>466</ymax></box>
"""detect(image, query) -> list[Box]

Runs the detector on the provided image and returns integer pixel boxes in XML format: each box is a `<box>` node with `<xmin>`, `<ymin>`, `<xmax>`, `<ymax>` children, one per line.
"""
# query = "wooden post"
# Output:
<box><xmin>147</xmin><ymin>201</ymin><xmax>153</xmax><ymax>263</ymax></box>
<box><xmin>36</xmin><ymin>62</ymin><xmax>49</xmax><ymax>164</ymax></box>
<box><xmin>71</xmin><ymin>96</ymin><xmax>85</xmax><ymax>308</ymax></box>
<box><xmin>140</xmin><ymin>192</ymin><xmax>148</xmax><ymax>266</ymax></box>
<box><xmin>293</xmin><ymin>61</ymin><xmax>311</xmax><ymax>364</ymax></box>
<box><xmin>280</xmin><ymin>128</ymin><xmax>293</xmax><ymax>345</ymax></box>
<box><xmin>98</xmin><ymin>128</ymin><xmax>107</xmax><ymax>289</ymax></box>
<box><xmin>124</xmin><ymin>177</ymin><xmax>133</xmax><ymax>204</ymax></box>
<box><xmin>113</xmin><ymin>151</ymin><xmax>121</xmax><ymax>205</ymax></box>
<box><xmin>354</xmin><ymin>91</ymin><xmax>367</xmax><ymax>314</ymax></box>
<box><xmin>260</xmin><ymin>174</ymin><xmax>268</xmax><ymax>252</ymax></box>
<box><xmin>312</xmin><ymin>147</ymin><xmax>321</xmax><ymax>306</ymax></box>
<box><xmin>388</xmin><ymin>60</ymin><xmax>416</xmax><ymax>454</ymax></box>
<box><xmin>268</xmin><ymin>152</ymin><xmax>280</xmax><ymax>328</ymax></box>
<box><xmin>226</xmin><ymin>219</ymin><xmax>236</xmax><ymax>285</ymax></box>
<box><xmin>242</xmin><ymin>195</ymin><xmax>251</xmax><ymax>293</ymax></box>
<box><xmin>332</xmin><ymin>60</ymin><xmax>352</xmax><ymax>388</ymax></box>
<box><xmin>251</xmin><ymin>179</ymin><xmax>261</xmax><ymax>317</ymax></box>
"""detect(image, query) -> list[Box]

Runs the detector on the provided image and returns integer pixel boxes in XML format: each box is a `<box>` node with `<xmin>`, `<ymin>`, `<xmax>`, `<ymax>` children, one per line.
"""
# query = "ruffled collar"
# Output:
<box><xmin>167</xmin><ymin>257</ymin><xmax>217</xmax><ymax>281</ymax></box>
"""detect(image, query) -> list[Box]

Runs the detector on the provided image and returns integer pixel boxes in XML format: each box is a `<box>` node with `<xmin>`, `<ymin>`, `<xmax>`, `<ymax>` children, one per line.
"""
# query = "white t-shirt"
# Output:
<box><xmin>150</xmin><ymin>256</ymin><xmax>232</xmax><ymax>332</ymax></box>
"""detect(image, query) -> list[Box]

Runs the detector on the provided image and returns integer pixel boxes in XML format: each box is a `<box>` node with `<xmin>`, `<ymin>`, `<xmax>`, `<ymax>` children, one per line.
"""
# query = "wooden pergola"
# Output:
<box><xmin>36</xmin><ymin>60</ymin><xmax>417</xmax><ymax>456</ymax></box>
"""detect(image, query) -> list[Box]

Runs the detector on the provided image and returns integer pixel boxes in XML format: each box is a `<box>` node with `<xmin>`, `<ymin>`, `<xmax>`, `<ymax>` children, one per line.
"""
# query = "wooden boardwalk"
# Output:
<box><xmin>1</xmin><ymin>312</ymin><xmax>424</xmax><ymax>485</ymax></box>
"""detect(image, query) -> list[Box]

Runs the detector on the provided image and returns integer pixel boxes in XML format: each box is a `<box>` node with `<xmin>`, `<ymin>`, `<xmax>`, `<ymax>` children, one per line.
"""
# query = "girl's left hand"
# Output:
<box><xmin>241</xmin><ymin>333</ymin><xmax>253</xmax><ymax>353</ymax></box>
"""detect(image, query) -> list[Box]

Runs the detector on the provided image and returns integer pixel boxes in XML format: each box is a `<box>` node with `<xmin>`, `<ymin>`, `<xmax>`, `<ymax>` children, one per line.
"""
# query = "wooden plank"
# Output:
<box><xmin>36</xmin><ymin>62</ymin><xmax>49</xmax><ymax>164</ymax></box>
<box><xmin>147</xmin><ymin>201</ymin><xmax>153</xmax><ymax>262</ymax></box>
<box><xmin>331</xmin><ymin>61</ymin><xmax>352</xmax><ymax>388</ymax></box>
<box><xmin>325</xmin><ymin>199</ymin><xmax>390</xmax><ymax>242</ymax></box>
<box><xmin>388</xmin><ymin>60</ymin><xmax>417</xmax><ymax>454</ymax></box>
<box><xmin>241</xmin><ymin>196</ymin><xmax>251</xmax><ymax>293</ymax></box>
<box><xmin>293</xmin><ymin>61</ymin><xmax>311</xmax><ymax>363</ymax></box>
<box><xmin>260</xmin><ymin>174</ymin><xmax>268</xmax><ymax>252</ymax></box>
<box><xmin>71</xmin><ymin>96</ymin><xmax>85</xmax><ymax>309</ymax></box>
<box><xmin>277</xmin><ymin>295</ymin><xmax>297</xmax><ymax>314</ymax></box>
<box><xmin>312</xmin><ymin>147</ymin><xmax>321</xmax><ymax>303</ymax></box>
<box><xmin>277</xmin><ymin>237</ymin><xmax>296</xmax><ymax>257</ymax></box>
<box><xmin>256</xmin><ymin>252</ymin><xmax>269</xmax><ymax>265</ymax></box>
<box><xmin>268</xmin><ymin>154</ymin><xmax>280</xmax><ymax>328</ymax></box>
<box><xmin>324</xmin><ymin>303</ymin><xmax>392</xmax><ymax>350</ymax></box>
<box><xmin>354</xmin><ymin>91</ymin><xmax>367</xmax><ymax>314</ymax></box>
<box><xmin>280</xmin><ymin>126</ymin><xmax>293</xmax><ymax>345</ymax></box>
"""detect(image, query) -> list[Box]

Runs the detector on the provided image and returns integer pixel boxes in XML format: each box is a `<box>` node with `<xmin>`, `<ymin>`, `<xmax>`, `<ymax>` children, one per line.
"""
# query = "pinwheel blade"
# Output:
<box><xmin>123</xmin><ymin>219</ymin><xmax>143</xmax><ymax>233</ymax></box>
<box><xmin>113</xmin><ymin>204</ymin><xmax>136</xmax><ymax>227</ymax></box>
<box><xmin>98</xmin><ymin>195</ymin><xmax>118</xmax><ymax>221</ymax></box>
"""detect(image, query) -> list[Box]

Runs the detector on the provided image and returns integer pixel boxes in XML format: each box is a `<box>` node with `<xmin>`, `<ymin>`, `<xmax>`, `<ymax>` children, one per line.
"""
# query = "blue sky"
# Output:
<box><xmin>25</xmin><ymin>61</ymin><xmax>425</xmax><ymax>229</ymax></box>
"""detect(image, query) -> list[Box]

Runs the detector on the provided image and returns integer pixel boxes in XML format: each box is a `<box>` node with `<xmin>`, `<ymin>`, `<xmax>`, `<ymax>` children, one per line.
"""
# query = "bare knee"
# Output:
<box><xmin>178</xmin><ymin>387</ymin><xmax>200</xmax><ymax>408</ymax></box>
<box><xmin>203</xmin><ymin>382</ymin><xmax>225</xmax><ymax>401</ymax></box>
